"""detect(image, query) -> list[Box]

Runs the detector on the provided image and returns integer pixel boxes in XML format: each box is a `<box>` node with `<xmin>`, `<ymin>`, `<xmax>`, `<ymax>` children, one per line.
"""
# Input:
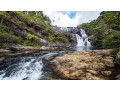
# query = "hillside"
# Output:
<box><xmin>77</xmin><ymin>11</ymin><xmax>120</xmax><ymax>50</ymax></box>
<box><xmin>0</xmin><ymin>11</ymin><xmax>74</xmax><ymax>49</ymax></box>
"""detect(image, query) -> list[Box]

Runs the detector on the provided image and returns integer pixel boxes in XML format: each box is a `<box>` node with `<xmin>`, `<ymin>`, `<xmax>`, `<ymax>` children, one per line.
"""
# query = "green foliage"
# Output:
<box><xmin>110</xmin><ymin>47</ymin><xmax>120</xmax><ymax>55</ymax></box>
<box><xmin>15</xmin><ymin>11</ymin><xmax>52</xmax><ymax>29</ymax></box>
<box><xmin>17</xmin><ymin>36</ymin><xmax>23</xmax><ymax>43</ymax></box>
<box><xmin>101</xmin><ymin>11</ymin><xmax>120</xmax><ymax>30</ymax></box>
<box><xmin>0</xmin><ymin>11</ymin><xmax>6</xmax><ymax>24</ymax></box>
<box><xmin>26</xmin><ymin>33</ymin><xmax>38</xmax><ymax>40</ymax></box>
<box><xmin>47</xmin><ymin>30</ymin><xmax>69</xmax><ymax>43</ymax></box>
<box><xmin>0</xmin><ymin>31</ymin><xmax>23</xmax><ymax>44</ymax></box>
<box><xmin>78</xmin><ymin>11</ymin><xmax>120</xmax><ymax>48</ymax></box>
<box><xmin>0</xmin><ymin>24</ymin><xmax>10</xmax><ymax>32</ymax></box>
<box><xmin>0</xmin><ymin>24</ymin><xmax>24</xmax><ymax>48</ymax></box>
<box><xmin>41</xmin><ymin>29</ymin><xmax>69</xmax><ymax>43</ymax></box>
<box><xmin>0</xmin><ymin>26</ymin><xmax>39</xmax><ymax>48</ymax></box>
<box><xmin>17</xmin><ymin>21</ymin><xmax>25</xmax><ymax>27</ymax></box>
<box><xmin>48</xmin><ymin>33</ymin><xmax>69</xmax><ymax>43</ymax></box>
<box><xmin>23</xmin><ymin>40</ymin><xmax>39</xmax><ymax>47</ymax></box>
<box><xmin>102</xmin><ymin>31</ymin><xmax>120</xmax><ymax>48</ymax></box>
<box><xmin>56</xmin><ymin>36</ymin><xmax>69</xmax><ymax>43</ymax></box>
<box><xmin>48</xmin><ymin>34</ymin><xmax>55</xmax><ymax>43</ymax></box>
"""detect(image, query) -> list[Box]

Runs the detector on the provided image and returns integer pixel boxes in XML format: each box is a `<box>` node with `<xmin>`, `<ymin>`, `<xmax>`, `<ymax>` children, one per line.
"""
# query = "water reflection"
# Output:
<box><xmin>72</xmin><ymin>46</ymin><xmax>100</xmax><ymax>51</ymax></box>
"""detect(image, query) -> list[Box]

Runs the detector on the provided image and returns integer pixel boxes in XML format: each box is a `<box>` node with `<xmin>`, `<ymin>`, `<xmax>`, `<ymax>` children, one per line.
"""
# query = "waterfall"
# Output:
<box><xmin>52</xmin><ymin>27</ymin><xmax>91</xmax><ymax>47</ymax></box>
<box><xmin>75</xmin><ymin>34</ymin><xmax>84</xmax><ymax>46</ymax></box>
<box><xmin>76</xmin><ymin>29</ymin><xmax>91</xmax><ymax>46</ymax></box>
<box><xmin>0</xmin><ymin>52</ymin><xmax>58</xmax><ymax>80</ymax></box>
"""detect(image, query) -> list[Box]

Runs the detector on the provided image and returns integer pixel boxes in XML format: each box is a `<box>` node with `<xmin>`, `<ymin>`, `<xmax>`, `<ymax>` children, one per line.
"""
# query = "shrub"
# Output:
<box><xmin>15</xmin><ymin>11</ymin><xmax>52</xmax><ymax>29</ymax></box>
<box><xmin>102</xmin><ymin>31</ymin><xmax>120</xmax><ymax>48</ymax></box>
<box><xmin>56</xmin><ymin>36</ymin><xmax>69</xmax><ymax>43</ymax></box>
<box><xmin>102</xmin><ymin>37</ymin><xmax>112</xmax><ymax>48</ymax></box>
<box><xmin>0</xmin><ymin>24</ymin><xmax>10</xmax><ymax>32</ymax></box>
<box><xmin>48</xmin><ymin>32</ymin><xmax>69</xmax><ymax>43</ymax></box>
<box><xmin>0</xmin><ymin>11</ymin><xmax>6</xmax><ymax>24</ymax></box>
<box><xmin>17</xmin><ymin>21</ymin><xmax>25</xmax><ymax>27</ymax></box>
<box><xmin>26</xmin><ymin>33</ymin><xmax>38</xmax><ymax>40</ymax></box>
<box><xmin>17</xmin><ymin>36</ymin><xmax>23</xmax><ymax>43</ymax></box>
<box><xmin>110</xmin><ymin>47</ymin><xmax>120</xmax><ymax>55</ymax></box>
<box><xmin>23</xmin><ymin>40</ymin><xmax>40</xmax><ymax>47</ymax></box>
<box><xmin>0</xmin><ymin>31</ymin><xmax>23</xmax><ymax>44</ymax></box>
<box><xmin>48</xmin><ymin>34</ymin><xmax>55</xmax><ymax>43</ymax></box>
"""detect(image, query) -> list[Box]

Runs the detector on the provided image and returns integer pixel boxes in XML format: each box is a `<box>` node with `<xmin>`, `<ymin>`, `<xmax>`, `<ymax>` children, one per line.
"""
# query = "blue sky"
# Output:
<box><xmin>43</xmin><ymin>11</ymin><xmax>101</xmax><ymax>27</ymax></box>
<box><xmin>61</xmin><ymin>11</ymin><xmax>76</xmax><ymax>18</ymax></box>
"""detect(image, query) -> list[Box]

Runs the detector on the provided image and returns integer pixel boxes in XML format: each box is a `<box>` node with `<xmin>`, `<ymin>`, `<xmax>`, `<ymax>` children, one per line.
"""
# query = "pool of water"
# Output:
<box><xmin>72</xmin><ymin>46</ymin><xmax>101</xmax><ymax>51</ymax></box>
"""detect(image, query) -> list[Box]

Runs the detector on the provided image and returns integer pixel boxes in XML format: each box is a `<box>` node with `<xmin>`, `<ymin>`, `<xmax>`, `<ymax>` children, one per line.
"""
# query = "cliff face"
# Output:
<box><xmin>0</xmin><ymin>11</ymin><xmax>74</xmax><ymax>49</ymax></box>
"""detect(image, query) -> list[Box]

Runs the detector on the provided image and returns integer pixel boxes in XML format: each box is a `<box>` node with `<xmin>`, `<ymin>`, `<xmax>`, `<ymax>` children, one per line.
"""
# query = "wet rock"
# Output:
<box><xmin>88</xmin><ymin>35</ymin><xmax>95</xmax><ymax>41</ymax></box>
<box><xmin>58</xmin><ymin>51</ymin><xmax>66</xmax><ymax>56</ymax></box>
<box><xmin>88</xmin><ymin>35</ymin><xmax>95</xmax><ymax>45</ymax></box>
<box><xmin>43</xmin><ymin>54</ymin><xmax>58</xmax><ymax>61</ymax></box>
<box><xmin>45</xmin><ymin>49</ymin><xmax>114</xmax><ymax>80</ymax></box>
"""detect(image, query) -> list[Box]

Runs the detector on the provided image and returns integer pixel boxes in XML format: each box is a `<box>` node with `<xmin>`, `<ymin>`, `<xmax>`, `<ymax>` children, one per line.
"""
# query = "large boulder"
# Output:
<box><xmin>45</xmin><ymin>49</ymin><xmax>114</xmax><ymax>80</ymax></box>
<box><xmin>43</xmin><ymin>54</ymin><xmax>58</xmax><ymax>61</ymax></box>
<box><xmin>88</xmin><ymin>35</ymin><xmax>95</xmax><ymax>41</ymax></box>
<box><xmin>88</xmin><ymin>35</ymin><xmax>95</xmax><ymax>45</ymax></box>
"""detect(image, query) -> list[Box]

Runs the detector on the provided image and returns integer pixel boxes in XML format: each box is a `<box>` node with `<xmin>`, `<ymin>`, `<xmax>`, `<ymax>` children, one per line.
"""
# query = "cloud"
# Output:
<box><xmin>43</xmin><ymin>11</ymin><xmax>101</xmax><ymax>27</ymax></box>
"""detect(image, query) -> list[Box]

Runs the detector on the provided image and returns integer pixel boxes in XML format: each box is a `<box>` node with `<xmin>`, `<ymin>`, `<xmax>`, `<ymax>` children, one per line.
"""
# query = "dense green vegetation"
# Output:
<box><xmin>0</xmin><ymin>12</ymin><xmax>6</xmax><ymax>24</ymax></box>
<box><xmin>0</xmin><ymin>11</ymin><xmax>73</xmax><ymax>49</ymax></box>
<box><xmin>26</xmin><ymin>33</ymin><xmax>38</xmax><ymax>40</ymax></box>
<box><xmin>77</xmin><ymin>11</ymin><xmax>120</xmax><ymax>50</ymax></box>
<box><xmin>0</xmin><ymin>24</ymin><xmax>40</xmax><ymax>47</ymax></box>
<box><xmin>41</xmin><ymin>29</ymin><xmax>69</xmax><ymax>43</ymax></box>
<box><xmin>110</xmin><ymin>47</ymin><xmax>120</xmax><ymax>55</ymax></box>
<box><xmin>0</xmin><ymin>24</ymin><xmax>23</xmax><ymax>48</ymax></box>
<box><xmin>15</xmin><ymin>11</ymin><xmax>52</xmax><ymax>29</ymax></box>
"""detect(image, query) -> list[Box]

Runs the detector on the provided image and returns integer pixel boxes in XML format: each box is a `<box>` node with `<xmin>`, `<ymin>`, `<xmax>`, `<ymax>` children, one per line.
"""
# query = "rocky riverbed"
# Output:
<box><xmin>0</xmin><ymin>45</ymin><xmax>71</xmax><ymax>60</ymax></box>
<box><xmin>1</xmin><ymin>47</ymin><xmax>120</xmax><ymax>80</ymax></box>
<box><xmin>44</xmin><ymin>49</ymin><xmax>120</xmax><ymax>80</ymax></box>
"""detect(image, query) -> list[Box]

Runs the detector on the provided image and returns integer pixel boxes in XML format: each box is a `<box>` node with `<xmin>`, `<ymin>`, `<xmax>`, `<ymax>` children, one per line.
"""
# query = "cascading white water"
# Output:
<box><xmin>52</xmin><ymin>27</ymin><xmax>91</xmax><ymax>47</ymax></box>
<box><xmin>76</xmin><ymin>29</ymin><xmax>91</xmax><ymax>46</ymax></box>
<box><xmin>75</xmin><ymin>34</ymin><xmax>84</xmax><ymax>46</ymax></box>
<box><xmin>0</xmin><ymin>52</ymin><xmax>58</xmax><ymax>80</ymax></box>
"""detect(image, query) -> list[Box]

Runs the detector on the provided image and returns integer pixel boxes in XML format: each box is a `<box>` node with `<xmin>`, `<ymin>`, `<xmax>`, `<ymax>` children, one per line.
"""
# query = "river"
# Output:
<box><xmin>0</xmin><ymin>28</ymin><xmax>95</xmax><ymax>80</ymax></box>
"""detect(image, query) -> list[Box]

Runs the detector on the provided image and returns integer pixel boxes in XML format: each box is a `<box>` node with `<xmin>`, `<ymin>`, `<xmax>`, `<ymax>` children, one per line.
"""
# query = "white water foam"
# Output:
<box><xmin>76</xmin><ymin>29</ymin><xmax>91</xmax><ymax>46</ymax></box>
<box><xmin>0</xmin><ymin>52</ymin><xmax>58</xmax><ymax>80</ymax></box>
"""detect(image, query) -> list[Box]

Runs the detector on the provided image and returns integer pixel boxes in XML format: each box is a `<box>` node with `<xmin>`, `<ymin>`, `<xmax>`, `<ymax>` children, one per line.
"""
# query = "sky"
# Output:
<box><xmin>43</xmin><ymin>11</ymin><xmax>101</xmax><ymax>27</ymax></box>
